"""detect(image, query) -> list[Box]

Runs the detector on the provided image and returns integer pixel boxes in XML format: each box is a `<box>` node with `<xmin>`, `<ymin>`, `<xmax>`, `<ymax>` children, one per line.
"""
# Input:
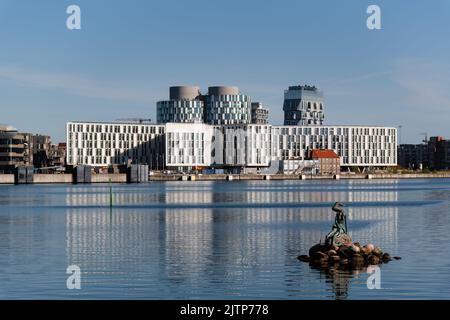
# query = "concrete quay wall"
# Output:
<box><xmin>2</xmin><ymin>172</ymin><xmax>450</xmax><ymax>184</ymax></box>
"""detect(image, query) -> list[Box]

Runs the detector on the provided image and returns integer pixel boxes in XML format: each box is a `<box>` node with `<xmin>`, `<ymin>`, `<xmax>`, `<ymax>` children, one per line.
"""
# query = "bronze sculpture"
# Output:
<box><xmin>325</xmin><ymin>202</ymin><xmax>351</xmax><ymax>247</ymax></box>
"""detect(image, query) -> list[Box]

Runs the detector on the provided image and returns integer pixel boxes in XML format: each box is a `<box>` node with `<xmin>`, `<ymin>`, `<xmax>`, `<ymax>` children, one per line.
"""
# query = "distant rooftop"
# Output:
<box><xmin>0</xmin><ymin>124</ymin><xmax>18</xmax><ymax>133</ymax></box>
<box><xmin>288</xmin><ymin>85</ymin><xmax>319</xmax><ymax>91</ymax></box>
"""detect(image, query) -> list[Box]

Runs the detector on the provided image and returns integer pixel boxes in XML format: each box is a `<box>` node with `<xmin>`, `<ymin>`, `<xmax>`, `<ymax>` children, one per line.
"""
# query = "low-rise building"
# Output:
<box><xmin>32</xmin><ymin>134</ymin><xmax>52</xmax><ymax>168</ymax></box>
<box><xmin>66</xmin><ymin>121</ymin><xmax>165</xmax><ymax>169</ymax></box>
<box><xmin>398</xmin><ymin>136</ymin><xmax>450</xmax><ymax>171</ymax></box>
<box><xmin>279</xmin><ymin>159</ymin><xmax>319</xmax><ymax>175</ymax></box>
<box><xmin>310</xmin><ymin>149</ymin><xmax>340</xmax><ymax>175</ymax></box>
<box><xmin>67</xmin><ymin>122</ymin><xmax>397</xmax><ymax>173</ymax></box>
<box><xmin>398</xmin><ymin>144</ymin><xmax>427</xmax><ymax>170</ymax></box>
<box><xmin>0</xmin><ymin>125</ymin><xmax>34</xmax><ymax>173</ymax></box>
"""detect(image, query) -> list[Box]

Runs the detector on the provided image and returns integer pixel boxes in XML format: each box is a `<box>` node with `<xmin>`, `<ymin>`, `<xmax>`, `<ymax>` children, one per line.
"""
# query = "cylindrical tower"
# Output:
<box><xmin>157</xmin><ymin>86</ymin><xmax>204</xmax><ymax>124</ymax></box>
<box><xmin>207</xmin><ymin>86</ymin><xmax>239</xmax><ymax>97</ymax></box>
<box><xmin>169</xmin><ymin>86</ymin><xmax>201</xmax><ymax>100</ymax></box>
<box><xmin>205</xmin><ymin>86</ymin><xmax>251</xmax><ymax>125</ymax></box>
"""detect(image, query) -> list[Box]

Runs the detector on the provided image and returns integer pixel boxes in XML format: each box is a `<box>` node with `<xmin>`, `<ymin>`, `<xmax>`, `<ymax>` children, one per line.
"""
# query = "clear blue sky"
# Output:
<box><xmin>1</xmin><ymin>0</ymin><xmax>449</xmax><ymax>143</ymax></box>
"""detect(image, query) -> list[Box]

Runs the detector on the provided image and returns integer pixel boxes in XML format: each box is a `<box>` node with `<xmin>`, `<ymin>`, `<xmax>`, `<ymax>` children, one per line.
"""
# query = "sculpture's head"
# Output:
<box><xmin>332</xmin><ymin>202</ymin><xmax>345</xmax><ymax>213</ymax></box>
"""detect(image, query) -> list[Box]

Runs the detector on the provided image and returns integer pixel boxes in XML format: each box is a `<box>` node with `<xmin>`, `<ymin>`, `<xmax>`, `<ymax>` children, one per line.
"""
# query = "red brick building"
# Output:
<box><xmin>310</xmin><ymin>149</ymin><xmax>340</xmax><ymax>175</ymax></box>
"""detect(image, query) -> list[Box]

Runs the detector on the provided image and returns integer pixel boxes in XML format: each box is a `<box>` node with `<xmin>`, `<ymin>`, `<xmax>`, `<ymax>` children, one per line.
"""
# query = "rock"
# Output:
<box><xmin>372</xmin><ymin>247</ymin><xmax>383</xmax><ymax>257</ymax></box>
<box><xmin>311</xmin><ymin>251</ymin><xmax>328</xmax><ymax>261</ymax></box>
<box><xmin>360</xmin><ymin>247</ymin><xmax>369</xmax><ymax>255</ymax></box>
<box><xmin>298</xmin><ymin>255</ymin><xmax>310</xmax><ymax>262</ymax></box>
<box><xmin>393</xmin><ymin>256</ymin><xmax>402</xmax><ymax>260</ymax></box>
<box><xmin>312</xmin><ymin>258</ymin><xmax>328</xmax><ymax>266</ymax></box>
<box><xmin>340</xmin><ymin>258</ymin><xmax>349</xmax><ymax>265</ymax></box>
<box><xmin>368</xmin><ymin>255</ymin><xmax>380</xmax><ymax>265</ymax></box>
<box><xmin>339</xmin><ymin>246</ymin><xmax>356</xmax><ymax>259</ymax></box>
<box><xmin>352</xmin><ymin>254</ymin><xmax>365</xmax><ymax>266</ymax></box>
<box><xmin>365</xmin><ymin>244</ymin><xmax>375</xmax><ymax>253</ymax></box>
<box><xmin>327</xmin><ymin>250</ymin><xmax>337</xmax><ymax>256</ymax></box>
<box><xmin>353</xmin><ymin>242</ymin><xmax>362</xmax><ymax>249</ymax></box>
<box><xmin>350</xmin><ymin>245</ymin><xmax>361</xmax><ymax>253</ymax></box>
<box><xmin>330</xmin><ymin>255</ymin><xmax>341</xmax><ymax>262</ymax></box>
<box><xmin>309</xmin><ymin>244</ymin><xmax>329</xmax><ymax>257</ymax></box>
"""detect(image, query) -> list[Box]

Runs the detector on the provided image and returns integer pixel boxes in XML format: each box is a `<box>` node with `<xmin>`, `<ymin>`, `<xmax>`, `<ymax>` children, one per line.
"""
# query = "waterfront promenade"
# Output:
<box><xmin>2</xmin><ymin>172</ymin><xmax>450</xmax><ymax>184</ymax></box>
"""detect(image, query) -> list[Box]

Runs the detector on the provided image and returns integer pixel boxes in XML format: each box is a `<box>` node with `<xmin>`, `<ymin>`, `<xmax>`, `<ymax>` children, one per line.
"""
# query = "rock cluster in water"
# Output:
<box><xmin>298</xmin><ymin>242</ymin><xmax>401</xmax><ymax>269</ymax></box>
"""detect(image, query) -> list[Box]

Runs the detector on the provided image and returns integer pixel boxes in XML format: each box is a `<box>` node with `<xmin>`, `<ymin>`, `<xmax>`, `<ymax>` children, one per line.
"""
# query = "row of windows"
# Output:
<box><xmin>0</xmin><ymin>147</ymin><xmax>24</xmax><ymax>153</ymax></box>
<box><xmin>207</xmin><ymin>95</ymin><xmax>251</xmax><ymax>102</ymax></box>
<box><xmin>68</xmin><ymin>156</ymin><xmax>162</xmax><ymax>165</ymax></box>
<box><xmin>167</xmin><ymin>132</ymin><xmax>205</xmax><ymax>140</ymax></box>
<box><xmin>70</xmin><ymin>132</ymin><xmax>162</xmax><ymax>141</ymax></box>
<box><xmin>167</xmin><ymin>141</ymin><xmax>205</xmax><ymax>149</ymax></box>
<box><xmin>272</xmin><ymin>127</ymin><xmax>396</xmax><ymax>136</ymax></box>
<box><xmin>0</xmin><ymin>139</ymin><xmax>24</xmax><ymax>145</ymax></box>
<box><xmin>68</xmin><ymin>124</ymin><xmax>164</xmax><ymax>135</ymax></box>
<box><xmin>70</xmin><ymin>140</ymin><xmax>163</xmax><ymax>150</ymax></box>
<box><xmin>167</xmin><ymin>156</ymin><xmax>205</xmax><ymax>165</ymax></box>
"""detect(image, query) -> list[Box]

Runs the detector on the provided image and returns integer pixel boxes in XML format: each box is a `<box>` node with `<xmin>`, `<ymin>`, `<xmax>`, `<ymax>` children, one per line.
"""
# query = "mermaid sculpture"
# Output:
<box><xmin>325</xmin><ymin>202</ymin><xmax>351</xmax><ymax>247</ymax></box>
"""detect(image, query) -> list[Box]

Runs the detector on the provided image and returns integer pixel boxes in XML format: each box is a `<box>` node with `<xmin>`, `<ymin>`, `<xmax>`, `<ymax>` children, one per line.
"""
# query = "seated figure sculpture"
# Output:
<box><xmin>325</xmin><ymin>202</ymin><xmax>351</xmax><ymax>247</ymax></box>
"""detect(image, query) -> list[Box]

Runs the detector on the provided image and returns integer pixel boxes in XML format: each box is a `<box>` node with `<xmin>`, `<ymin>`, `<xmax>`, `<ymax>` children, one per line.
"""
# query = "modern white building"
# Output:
<box><xmin>163</xmin><ymin>123</ymin><xmax>397</xmax><ymax>171</ymax></box>
<box><xmin>67</xmin><ymin>82</ymin><xmax>397</xmax><ymax>173</ymax></box>
<box><xmin>66</xmin><ymin>121</ymin><xmax>165</xmax><ymax>169</ymax></box>
<box><xmin>165</xmin><ymin>123</ymin><xmax>213</xmax><ymax>168</ymax></box>
<box><xmin>67</xmin><ymin>121</ymin><xmax>397</xmax><ymax>172</ymax></box>
<box><xmin>271</xmin><ymin>125</ymin><xmax>397</xmax><ymax>167</ymax></box>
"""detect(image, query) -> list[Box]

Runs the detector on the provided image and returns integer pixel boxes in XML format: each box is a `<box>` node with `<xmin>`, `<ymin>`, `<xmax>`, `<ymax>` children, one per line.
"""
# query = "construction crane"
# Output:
<box><xmin>116</xmin><ymin>118</ymin><xmax>152</xmax><ymax>124</ymax></box>
<box><xmin>420</xmin><ymin>132</ymin><xmax>428</xmax><ymax>144</ymax></box>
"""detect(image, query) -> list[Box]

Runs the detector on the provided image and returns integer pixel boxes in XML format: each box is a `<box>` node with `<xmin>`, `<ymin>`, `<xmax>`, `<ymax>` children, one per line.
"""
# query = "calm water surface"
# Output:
<box><xmin>1</xmin><ymin>179</ymin><xmax>450</xmax><ymax>300</ymax></box>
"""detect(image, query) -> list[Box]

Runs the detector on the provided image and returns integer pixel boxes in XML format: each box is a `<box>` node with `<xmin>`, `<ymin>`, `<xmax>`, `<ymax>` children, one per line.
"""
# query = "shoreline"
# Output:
<box><xmin>2</xmin><ymin>172</ymin><xmax>450</xmax><ymax>184</ymax></box>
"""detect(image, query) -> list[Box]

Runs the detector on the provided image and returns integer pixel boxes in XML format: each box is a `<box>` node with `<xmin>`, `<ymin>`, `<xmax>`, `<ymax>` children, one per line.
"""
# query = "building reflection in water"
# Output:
<box><xmin>65</xmin><ymin>181</ymin><xmax>398</xmax><ymax>299</ymax></box>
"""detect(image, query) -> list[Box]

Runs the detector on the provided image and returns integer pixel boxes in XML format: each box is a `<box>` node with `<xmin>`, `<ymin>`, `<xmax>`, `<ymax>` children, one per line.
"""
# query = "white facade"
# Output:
<box><xmin>67</xmin><ymin>121</ymin><xmax>397</xmax><ymax>171</ymax></box>
<box><xmin>280</xmin><ymin>159</ymin><xmax>319</xmax><ymax>175</ymax></box>
<box><xmin>211</xmin><ymin>125</ymin><xmax>271</xmax><ymax>167</ymax></box>
<box><xmin>66</xmin><ymin>122</ymin><xmax>165</xmax><ymax>168</ymax></box>
<box><xmin>164</xmin><ymin>123</ymin><xmax>397</xmax><ymax>169</ymax></box>
<box><xmin>272</xmin><ymin>125</ymin><xmax>397</xmax><ymax>167</ymax></box>
<box><xmin>165</xmin><ymin>123</ymin><xmax>213</xmax><ymax>168</ymax></box>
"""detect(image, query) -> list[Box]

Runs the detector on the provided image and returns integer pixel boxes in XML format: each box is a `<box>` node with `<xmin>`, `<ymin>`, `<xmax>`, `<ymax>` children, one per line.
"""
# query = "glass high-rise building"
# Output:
<box><xmin>283</xmin><ymin>85</ymin><xmax>325</xmax><ymax>125</ymax></box>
